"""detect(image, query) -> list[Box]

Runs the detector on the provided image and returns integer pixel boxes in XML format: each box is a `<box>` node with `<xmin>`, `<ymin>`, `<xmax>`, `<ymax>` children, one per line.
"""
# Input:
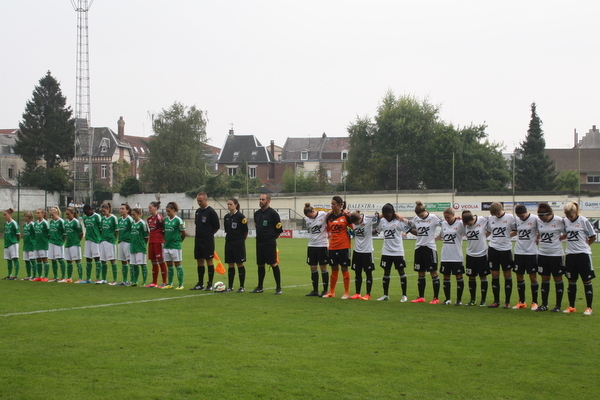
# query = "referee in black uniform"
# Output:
<box><xmin>191</xmin><ymin>192</ymin><xmax>220</xmax><ymax>291</ymax></box>
<box><xmin>224</xmin><ymin>198</ymin><xmax>249</xmax><ymax>292</ymax></box>
<box><xmin>252</xmin><ymin>193</ymin><xmax>283</xmax><ymax>294</ymax></box>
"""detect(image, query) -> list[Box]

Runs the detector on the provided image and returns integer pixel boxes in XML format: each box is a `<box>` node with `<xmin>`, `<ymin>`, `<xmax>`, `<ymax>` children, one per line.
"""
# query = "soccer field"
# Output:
<box><xmin>1</xmin><ymin>238</ymin><xmax>599</xmax><ymax>399</ymax></box>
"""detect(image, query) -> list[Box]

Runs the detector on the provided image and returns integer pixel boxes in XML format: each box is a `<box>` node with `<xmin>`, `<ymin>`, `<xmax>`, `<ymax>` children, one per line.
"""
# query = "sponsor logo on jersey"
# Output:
<box><xmin>466</xmin><ymin>230</ymin><xmax>480</xmax><ymax>241</ymax></box>
<box><xmin>417</xmin><ymin>226</ymin><xmax>430</xmax><ymax>236</ymax></box>
<box><xmin>443</xmin><ymin>233</ymin><xmax>458</xmax><ymax>244</ymax></box>
<box><xmin>566</xmin><ymin>231</ymin><xmax>580</xmax><ymax>241</ymax></box>
<box><xmin>518</xmin><ymin>230</ymin><xmax>533</xmax><ymax>240</ymax></box>
<box><xmin>540</xmin><ymin>232</ymin><xmax>554</xmax><ymax>243</ymax></box>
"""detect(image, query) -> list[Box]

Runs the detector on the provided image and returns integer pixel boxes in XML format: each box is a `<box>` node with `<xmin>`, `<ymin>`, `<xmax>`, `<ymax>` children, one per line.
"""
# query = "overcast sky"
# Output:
<box><xmin>2</xmin><ymin>1</ymin><xmax>599</xmax><ymax>152</ymax></box>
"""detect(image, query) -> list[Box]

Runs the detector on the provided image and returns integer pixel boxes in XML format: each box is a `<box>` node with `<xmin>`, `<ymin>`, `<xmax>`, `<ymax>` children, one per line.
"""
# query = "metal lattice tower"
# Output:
<box><xmin>71</xmin><ymin>0</ymin><xmax>94</xmax><ymax>204</ymax></box>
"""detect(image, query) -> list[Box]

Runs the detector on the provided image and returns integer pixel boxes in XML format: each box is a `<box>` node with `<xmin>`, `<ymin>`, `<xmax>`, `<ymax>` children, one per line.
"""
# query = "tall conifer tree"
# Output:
<box><xmin>14</xmin><ymin>71</ymin><xmax>75</xmax><ymax>170</ymax></box>
<box><xmin>515</xmin><ymin>103</ymin><xmax>556</xmax><ymax>190</ymax></box>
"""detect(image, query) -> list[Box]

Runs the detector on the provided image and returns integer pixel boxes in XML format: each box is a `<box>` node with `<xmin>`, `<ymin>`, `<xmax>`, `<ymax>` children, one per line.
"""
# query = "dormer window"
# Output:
<box><xmin>341</xmin><ymin>150</ymin><xmax>348</xmax><ymax>160</ymax></box>
<box><xmin>100</xmin><ymin>138</ymin><xmax>110</xmax><ymax>153</ymax></box>
<box><xmin>301</xmin><ymin>151</ymin><xmax>308</xmax><ymax>160</ymax></box>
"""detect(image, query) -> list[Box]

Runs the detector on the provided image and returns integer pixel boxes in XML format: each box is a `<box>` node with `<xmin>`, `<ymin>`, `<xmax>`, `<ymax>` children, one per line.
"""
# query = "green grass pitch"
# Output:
<box><xmin>1</xmin><ymin>238</ymin><xmax>599</xmax><ymax>399</ymax></box>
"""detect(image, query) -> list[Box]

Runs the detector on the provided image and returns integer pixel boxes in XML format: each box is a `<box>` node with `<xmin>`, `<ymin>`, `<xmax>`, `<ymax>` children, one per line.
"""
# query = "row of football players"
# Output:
<box><xmin>303</xmin><ymin>198</ymin><xmax>595</xmax><ymax>315</ymax></box>
<box><xmin>2</xmin><ymin>201</ymin><xmax>186</xmax><ymax>289</ymax></box>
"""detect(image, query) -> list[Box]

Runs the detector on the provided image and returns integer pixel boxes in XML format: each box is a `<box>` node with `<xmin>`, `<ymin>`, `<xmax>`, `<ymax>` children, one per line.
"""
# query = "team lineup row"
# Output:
<box><xmin>2</xmin><ymin>194</ymin><xmax>596</xmax><ymax>315</ymax></box>
<box><xmin>300</xmin><ymin>198</ymin><xmax>595</xmax><ymax>316</ymax></box>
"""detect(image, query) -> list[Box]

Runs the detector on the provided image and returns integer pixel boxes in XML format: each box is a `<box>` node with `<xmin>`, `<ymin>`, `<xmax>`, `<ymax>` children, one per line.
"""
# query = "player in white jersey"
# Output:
<box><xmin>437</xmin><ymin>208</ymin><xmax>465</xmax><ymax>306</ymax></box>
<box><xmin>486</xmin><ymin>202</ymin><xmax>515</xmax><ymax>309</ymax></box>
<box><xmin>535</xmin><ymin>202</ymin><xmax>566</xmax><ymax>312</ymax></box>
<box><xmin>512</xmin><ymin>204</ymin><xmax>540</xmax><ymax>310</ymax></box>
<box><xmin>303</xmin><ymin>203</ymin><xmax>330</xmax><ymax>297</ymax></box>
<box><xmin>376</xmin><ymin>203</ymin><xmax>411</xmax><ymax>302</ymax></box>
<box><xmin>462</xmin><ymin>211</ymin><xmax>490</xmax><ymax>306</ymax></box>
<box><xmin>409</xmin><ymin>201</ymin><xmax>441</xmax><ymax>304</ymax></box>
<box><xmin>562</xmin><ymin>202</ymin><xmax>596</xmax><ymax>315</ymax></box>
<box><xmin>349</xmin><ymin>211</ymin><xmax>379</xmax><ymax>300</ymax></box>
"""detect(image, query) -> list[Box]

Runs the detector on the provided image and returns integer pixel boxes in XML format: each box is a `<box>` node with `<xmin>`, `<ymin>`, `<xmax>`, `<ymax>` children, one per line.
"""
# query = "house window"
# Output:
<box><xmin>341</xmin><ymin>150</ymin><xmax>348</xmax><ymax>160</ymax></box>
<box><xmin>101</xmin><ymin>165</ymin><xmax>107</xmax><ymax>179</ymax></box>
<box><xmin>8</xmin><ymin>165</ymin><xmax>13</xmax><ymax>179</ymax></box>
<box><xmin>100</xmin><ymin>138</ymin><xmax>110</xmax><ymax>153</ymax></box>
<box><xmin>587</xmin><ymin>175</ymin><xmax>600</xmax><ymax>183</ymax></box>
<box><xmin>228</xmin><ymin>166</ymin><xmax>237</xmax><ymax>176</ymax></box>
<box><xmin>248</xmin><ymin>166</ymin><xmax>257</xmax><ymax>178</ymax></box>
<box><xmin>301</xmin><ymin>151</ymin><xmax>308</xmax><ymax>160</ymax></box>
<box><xmin>326</xmin><ymin>170</ymin><xmax>332</xmax><ymax>179</ymax></box>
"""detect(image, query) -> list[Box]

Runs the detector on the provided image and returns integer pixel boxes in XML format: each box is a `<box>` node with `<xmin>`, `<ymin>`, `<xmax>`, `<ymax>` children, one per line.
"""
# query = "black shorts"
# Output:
<box><xmin>465</xmin><ymin>255</ymin><xmax>490</xmax><ymax>277</ymax></box>
<box><xmin>380</xmin><ymin>255</ymin><xmax>406</xmax><ymax>271</ymax></box>
<box><xmin>352</xmin><ymin>251</ymin><xmax>374</xmax><ymax>271</ymax></box>
<box><xmin>537</xmin><ymin>255</ymin><xmax>564</xmax><ymax>277</ymax></box>
<box><xmin>488</xmin><ymin>247</ymin><xmax>513</xmax><ymax>272</ymax></box>
<box><xmin>256</xmin><ymin>239</ymin><xmax>278</xmax><ymax>266</ymax></box>
<box><xmin>194</xmin><ymin>236</ymin><xmax>215</xmax><ymax>260</ymax></box>
<box><xmin>514</xmin><ymin>254</ymin><xmax>537</xmax><ymax>275</ymax></box>
<box><xmin>440</xmin><ymin>262</ymin><xmax>464</xmax><ymax>276</ymax></box>
<box><xmin>565</xmin><ymin>253</ymin><xmax>596</xmax><ymax>281</ymax></box>
<box><xmin>224</xmin><ymin>239</ymin><xmax>246</xmax><ymax>264</ymax></box>
<box><xmin>329</xmin><ymin>248</ymin><xmax>350</xmax><ymax>267</ymax></box>
<box><xmin>307</xmin><ymin>247</ymin><xmax>329</xmax><ymax>266</ymax></box>
<box><xmin>414</xmin><ymin>247</ymin><xmax>437</xmax><ymax>272</ymax></box>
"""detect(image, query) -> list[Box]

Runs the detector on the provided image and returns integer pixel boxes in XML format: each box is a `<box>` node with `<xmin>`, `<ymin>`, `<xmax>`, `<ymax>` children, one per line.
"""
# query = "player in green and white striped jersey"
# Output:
<box><xmin>48</xmin><ymin>207</ymin><xmax>67</xmax><ymax>282</ymax></box>
<box><xmin>162</xmin><ymin>202</ymin><xmax>186</xmax><ymax>290</ymax></box>
<box><xmin>22</xmin><ymin>211</ymin><xmax>36</xmax><ymax>280</ymax></box>
<box><xmin>117</xmin><ymin>204</ymin><xmax>134</xmax><ymax>286</ymax></box>
<box><xmin>32</xmin><ymin>208</ymin><xmax>50</xmax><ymax>282</ymax></box>
<box><xmin>64</xmin><ymin>207</ymin><xmax>84</xmax><ymax>282</ymax></box>
<box><xmin>82</xmin><ymin>204</ymin><xmax>102</xmax><ymax>283</ymax></box>
<box><xmin>3</xmin><ymin>208</ymin><xmax>20</xmax><ymax>280</ymax></box>
<box><xmin>129</xmin><ymin>208</ymin><xmax>149</xmax><ymax>287</ymax></box>
<box><xmin>99</xmin><ymin>202</ymin><xmax>119</xmax><ymax>285</ymax></box>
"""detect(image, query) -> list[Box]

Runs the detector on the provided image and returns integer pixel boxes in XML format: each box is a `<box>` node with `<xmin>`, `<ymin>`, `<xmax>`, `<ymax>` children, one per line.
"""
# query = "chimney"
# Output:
<box><xmin>269</xmin><ymin>140</ymin><xmax>275</xmax><ymax>180</ymax></box>
<box><xmin>118</xmin><ymin>117</ymin><xmax>126</xmax><ymax>161</ymax></box>
<box><xmin>574</xmin><ymin>129</ymin><xmax>578</xmax><ymax>148</ymax></box>
<box><xmin>118</xmin><ymin>116</ymin><xmax>125</xmax><ymax>141</ymax></box>
<box><xmin>229</xmin><ymin>128</ymin><xmax>234</xmax><ymax>135</ymax></box>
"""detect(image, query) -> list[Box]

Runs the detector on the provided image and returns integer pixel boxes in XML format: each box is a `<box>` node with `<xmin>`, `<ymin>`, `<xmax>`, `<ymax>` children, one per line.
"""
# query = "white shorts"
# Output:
<box><xmin>4</xmin><ymin>243</ymin><xmax>19</xmax><ymax>260</ymax></box>
<box><xmin>130</xmin><ymin>252</ymin><xmax>147</xmax><ymax>265</ymax></box>
<box><xmin>64</xmin><ymin>246</ymin><xmax>82</xmax><ymax>262</ymax></box>
<box><xmin>99</xmin><ymin>241</ymin><xmax>116</xmax><ymax>261</ymax></box>
<box><xmin>48</xmin><ymin>243</ymin><xmax>64</xmax><ymax>260</ymax></box>
<box><xmin>84</xmin><ymin>241</ymin><xmax>100</xmax><ymax>259</ymax></box>
<box><xmin>23</xmin><ymin>250</ymin><xmax>36</xmax><ymax>261</ymax></box>
<box><xmin>118</xmin><ymin>242</ymin><xmax>131</xmax><ymax>262</ymax></box>
<box><xmin>164</xmin><ymin>248</ymin><xmax>183</xmax><ymax>263</ymax></box>
<box><xmin>35</xmin><ymin>249</ymin><xmax>48</xmax><ymax>259</ymax></box>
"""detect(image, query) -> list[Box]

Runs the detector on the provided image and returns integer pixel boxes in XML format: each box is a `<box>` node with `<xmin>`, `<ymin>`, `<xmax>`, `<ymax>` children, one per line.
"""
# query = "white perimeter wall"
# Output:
<box><xmin>0</xmin><ymin>187</ymin><xmax>60</xmax><ymax>211</ymax></box>
<box><xmin>117</xmin><ymin>191</ymin><xmax>600</xmax><ymax>237</ymax></box>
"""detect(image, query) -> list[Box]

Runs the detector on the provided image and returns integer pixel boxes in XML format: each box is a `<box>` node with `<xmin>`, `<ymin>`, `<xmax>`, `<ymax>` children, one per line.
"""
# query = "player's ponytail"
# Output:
<box><xmin>303</xmin><ymin>202</ymin><xmax>314</xmax><ymax>216</ymax></box>
<box><xmin>414</xmin><ymin>201</ymin><xmax>426</xmax><ymax>215</ymax></box>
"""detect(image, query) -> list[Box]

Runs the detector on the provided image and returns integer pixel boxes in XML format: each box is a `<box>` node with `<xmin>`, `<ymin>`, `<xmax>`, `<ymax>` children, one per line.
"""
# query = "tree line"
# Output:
<box><xmin>14</xmin><ymin>73</ymin><xmax>577</xmax><ymax>201</ymax></box>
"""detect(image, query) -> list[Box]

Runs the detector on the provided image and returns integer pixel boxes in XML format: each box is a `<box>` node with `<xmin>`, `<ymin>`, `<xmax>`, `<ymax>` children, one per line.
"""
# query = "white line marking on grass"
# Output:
<box><xmin>1</xmin><ymin>273</ymin><xmax>420</xmax><ymax>317</ymax></box>
<box><xmin>0</xmin><ymin>292</ymin><xmax>218</xmax><ymax>317</ymax></box>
